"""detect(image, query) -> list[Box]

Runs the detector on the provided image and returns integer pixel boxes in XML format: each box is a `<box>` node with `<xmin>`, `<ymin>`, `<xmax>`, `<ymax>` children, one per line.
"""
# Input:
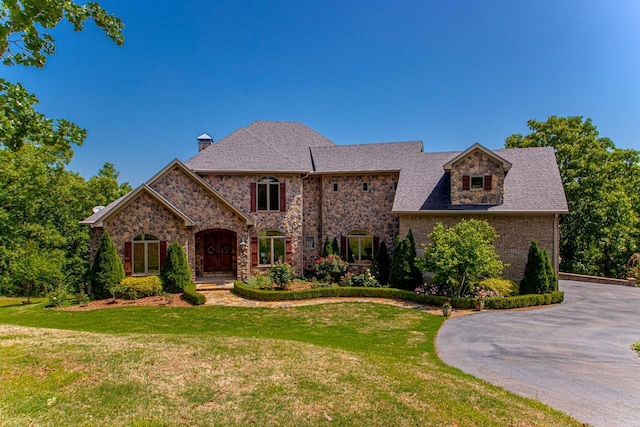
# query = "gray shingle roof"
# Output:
<box><xmin>184</xmin><ymin>121</ymin><xmax>335</xmax><ymax>172</ymax></box>
<box><xmin>393</xmin><ymin>146</ymin><xmax>568</xmax><ymax>213</ymax></box>
<box><xmin>311</xmin><ymin>141</ymin><xmax>423</xmax><ymax>173</ymax></box>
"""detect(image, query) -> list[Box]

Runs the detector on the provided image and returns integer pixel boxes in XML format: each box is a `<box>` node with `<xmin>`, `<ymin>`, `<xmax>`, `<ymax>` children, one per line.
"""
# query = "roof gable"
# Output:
<box><xmin>443</xmin><ymin>143</ymin><xmax>512</xmax><ymax>172</ymax></box>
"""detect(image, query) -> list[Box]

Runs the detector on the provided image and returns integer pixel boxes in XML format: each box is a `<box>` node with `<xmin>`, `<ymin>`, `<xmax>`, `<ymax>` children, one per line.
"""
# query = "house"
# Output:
<box><xmin>81</xmin><ymin>121</ymin><xmax>568</xmax><ymax>283</ymax></box>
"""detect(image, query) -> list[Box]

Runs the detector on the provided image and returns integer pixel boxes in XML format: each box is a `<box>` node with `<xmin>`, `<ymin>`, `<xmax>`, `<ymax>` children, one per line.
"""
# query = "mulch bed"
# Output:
<box><xmin>60</xmin><ymin>293</ymin><xmax>192</xmax><ymax>311</ymax></box>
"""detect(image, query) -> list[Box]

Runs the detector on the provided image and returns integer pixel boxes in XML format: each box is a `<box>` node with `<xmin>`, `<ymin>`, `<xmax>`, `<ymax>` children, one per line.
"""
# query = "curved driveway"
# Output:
<box><xmin>437</xmin><ymin>280</ymin><xmax>640</xmax><ymax>427</ymax></box>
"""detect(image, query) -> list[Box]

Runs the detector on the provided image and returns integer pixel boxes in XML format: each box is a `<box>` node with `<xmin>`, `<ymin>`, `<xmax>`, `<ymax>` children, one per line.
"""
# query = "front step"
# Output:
<box><xmin>196</xmin><ymin>282</ymin><xmax>234</xmax><ymax>291</ymax></box>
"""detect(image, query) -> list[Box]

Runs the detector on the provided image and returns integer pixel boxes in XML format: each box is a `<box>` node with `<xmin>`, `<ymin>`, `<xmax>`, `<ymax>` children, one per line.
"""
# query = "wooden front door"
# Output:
<box><xmin>203</xmin><ymin>230</ymin><xmax>234</xmax><ymax>272</ymax></box>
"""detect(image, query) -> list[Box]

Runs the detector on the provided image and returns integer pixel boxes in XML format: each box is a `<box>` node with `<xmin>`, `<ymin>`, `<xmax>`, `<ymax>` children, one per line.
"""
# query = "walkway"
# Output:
<box><xmin>437</xmin><ymin>280</ymin><xmax>640</xmax><ymax>427</ymax></box>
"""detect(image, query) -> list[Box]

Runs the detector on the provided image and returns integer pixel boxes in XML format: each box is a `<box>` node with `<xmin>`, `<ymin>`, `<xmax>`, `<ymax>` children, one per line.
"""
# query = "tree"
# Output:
<box><xmin>389</xmin><ymin>232</ymin><xmax>422</xmax><ymax>290</ymax></box>
<box><xmin>13</xmin><ymin>243</ymin><xmax>64</xmax><ymax>302</ymax></box>
<box><xmin>331</xmin><ymin>237</ymin><xmax>340</xmax><ymax>259</ymax></box>
<box><xmin>371</xmin><ymin>240</ymin><xmax>390</xmax><ymax>286</ymax></box>
<box><xmin>160</xmin><ymin>242</ymin><xmax>192</xmax><ymax>293</ymax></box>
<box><xmin>90</xmin><ymin>231</ymin><xmax>125</xmax><ymax>299</ymax></box>
<box><xmin>543</xmin><ymin>248</ymin><xmax>558</xmax><ymax>292</ymax></box>
<box><xmin>521</xmin><ymin>241</ymin><xmax>548</xmax><ymax>294</ymax></box>
<box><xmin>506</xmin><ymin>116</ymin><xmax>640</xmax><ymax>278</ymax></box>
<box><xmin>422</xmin><ymin>220</ymin><xmax>505</xmax><ymax>297</ymax></box>
<box><xmin>406</xmin><ymin>229</ymin><xmax>422</xmax><ymax>285</ymax></box>
<box><xmin>321</xmin><ymin>237</ymin><xmax>333</xmax><ymax>257</ymax></box>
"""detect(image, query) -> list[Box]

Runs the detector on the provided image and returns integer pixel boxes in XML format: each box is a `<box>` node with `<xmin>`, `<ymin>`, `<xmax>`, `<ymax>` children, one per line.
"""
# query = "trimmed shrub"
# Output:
<box><xmin>233</xmin><ymin>281</ymin><xmax>564</xmax><ymax>309</ymax></box>
<box><xmin>321</xmin><ymin>237</ymin><xmax>333</xmax><ymax>257</ymax></box>
<box><xmin>479</xmin><ymin>278</ymin><xmax>519</xmax><ymax>297</ymax></box>
<box><xmin>340</xmin><ymin>269</ymin><xmax>382</xmax><ymax>287</ymax></box>
<box><xmin>543</xmin><ymin>249</ymin><xmax>558</xmax><ymax>291</ymax></box>
<box><xmin>389</xmin><ymin>234</ymin><xmax>422</xmax><ymax>291</ymax></box>
<box><xmin>521</xmin><ymin>240</ymin><xmax>553</xmax><ymax>294</ymax></box>
<box><xmin>182</xmin><ymin>284</ymin><xmax>205</xmax><ymax>305</ymax></box>
<box><xmin>247</xmin><ymin>274</ymin><xmax>274</xmax><ymax>290</ymax></box>
<box><xmin>371</xmin><ymin>240</ymin><xmax>391</xmax><ymax>286</ymax></box>
<box><xmin>315</xmin><ymin>255</ymin><xmax>348</xmax><ymax>283</ymax></box>
<box><xmin>160</xmin><ymin>242</ymin><xmax>191</xmax><ymax>293</ymax></box>
<box><xmin>269</xmin><ymin>261</ymin><xmax>294</xmax><ymax>289</ymax></box>
<box><xmin>110</xmin><ymin>276</ymin><xmax>162</xmax><ymax>300</ymax></box>
<box><xmin>331</xmin><ymin>238</ymin><xmax>341</xmax><ymax>259</ymax></box>
<box><xmin>91</xmin><ymin>231</ymin><xmax>125</xmax><ymax>299</ymax></box>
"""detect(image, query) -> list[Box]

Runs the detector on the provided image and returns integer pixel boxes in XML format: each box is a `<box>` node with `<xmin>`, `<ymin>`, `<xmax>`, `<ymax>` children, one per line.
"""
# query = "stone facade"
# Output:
<box><xmin>399</xmin><ymin>214</ymin><xmax>558</xmax><ymax>281</ymax></box>
<box><xmin>450</xmin><ymin>150</ymin><xmax>506</xmax><ymax>205</ymax></box>
<box><xmin>302</xmin><ymin>176</ymin><xmax>322</xmax><ymax>271</ymax></box>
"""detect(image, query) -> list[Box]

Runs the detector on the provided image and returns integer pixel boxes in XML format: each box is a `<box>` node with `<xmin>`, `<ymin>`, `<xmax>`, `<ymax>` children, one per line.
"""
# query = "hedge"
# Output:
<box><xmin>111</xmin><ymin>276</ymin><xmax>163</xmax><ymax>300</ymax></box>
<box><xmin>182</xmin><ymin>284</ymin><xmax>205</xmax><ymax>305</ymax></box>
<box><xmin>234</xmin><ymin>281</ymin><xmax>564</xmax><ymax>309</ymax></box>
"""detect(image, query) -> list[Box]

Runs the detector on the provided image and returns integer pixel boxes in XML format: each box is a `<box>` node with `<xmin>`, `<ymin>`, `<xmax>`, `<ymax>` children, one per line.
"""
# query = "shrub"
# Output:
<box><xmin>109</xmin><ymin>276</ymin><xmax>163</xmax><ymax>300</ymax></box>
<box><xmin>247</xmin><ymin>273</ymin><xmax>274</xmax><ymax>290</ymax></box>
<box><xmin>479</xmin><ymin>278</ymin><xmax>519</xmax><ymax>297</ymax></box>
<box><xmin>182</xmin><ymin>284</ymin><xmax>205</xmax><ymax>305</ymax></box>
<box><xmin>315</xmin><ymin>255</ymin><xmax>348</xmax><ymax>283</ymax></box>
<box><xmin>331</xmin><ymin>238</ymin><xmax>341</xmax><ymax>258</ymax></box>
<box><xmin>421</xmin><ymin>220</ymin><xmax>505</xmax><ymax>297</ymax></box>
<box><xmin>321</xmin><ymin>237</ymin><xmax>333</xmax><ymax>257</ymax></box>
<box><xmin>389</xmin><ymin>233</ymin><xmax>422</xmax><ymax>290</ymax></box>
<box><xmin>160</xmin><ymin>242</ymin><xmax>191</xmax><ymax>293</ymax></box>
<box><xmin>46</xmin><ymin>284</ymin><xmax>71</xmax><ymax>307</ymax></box>
<box><xmin>91</xmin><ymin>231</ymin><xmax>125</xmax><ymax>299</ymax></box>
<box><xmin>340</xmin><ymin>269</ymin><xmax>383</xmax><ymax>287</ymax></box>
<box><xmin>371</xmin><ymin>240</ymin><xmax>391</xmax><ymax>286</ymax></box>
<box><xmin>269</xmin><ymin>261</ymin><xmax>294</xmax><ymax>289</ymax></box>
<box><xmin>543</xmin><ymin>249</ymin><xmax>558</xmax><ymax>291</ymax></box>
<box><xmin>521</xmin><ymin>240</ymin><xmax>555</xmax><ymax>294</ymax></box>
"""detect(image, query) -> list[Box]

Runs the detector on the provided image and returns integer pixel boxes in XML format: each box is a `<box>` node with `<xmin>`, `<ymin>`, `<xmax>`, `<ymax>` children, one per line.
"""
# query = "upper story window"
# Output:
<box><xmin>462</xmin><ymin>175</ymin><xmax>492</xmax><ymax>191</ymax></box>
<box><xmin>471</xmin><ymin>176</ymin><xmax>484</xmax><ymax>190</ymax></box>
<box><xmin>362</xmin><ymin>182</ymin><xmax>369</xmax><ymax>191</ymax></box>
<box><xmin>333</xmin><ymin>183</ymin><xmax>339</xmax><ymax>192</ymax></box>
<box><xmin>346</xmin><ymin>230</ymin><xmax>373</xmax><ymax>265</ymax></box>
<box><xmin>251</xmin><ymin>177</ymin><xmax>286</xmax><ymax>212</ymax></box>
<box><xmin>133</xmin><ymin>234</ymin><xmax>160</xmax><ymax>275</ymax></box>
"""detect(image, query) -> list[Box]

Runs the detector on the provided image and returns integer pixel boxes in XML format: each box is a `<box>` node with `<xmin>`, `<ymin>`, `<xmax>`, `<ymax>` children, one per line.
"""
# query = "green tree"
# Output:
<box><xmin>90</xmin><ymin>231</ymin><xmax>125</xmax><ymax>299</ymax></box>
<box><xmin>160</xmin><ymin>242</ymin><xmax>192</xmax><ymax>293</ymax></box>
<box><xmin>506</xmin><ymin>116</ymin><xmax>640</xmax><ymax>278</ymax></box>
<box><xmin>521</xmin><ymin>240</ymin><xmax>557</xmax><ymax>294</ymax></box>
<box><xmin>406</xmin><ymin>229</ymin><xmax>422</xmax><ymax>285</ymax></box>
<box><xmin>389</xmin><ymin>233</ymin><xmax>422</xmax><ymax>290</ymax></box>
<box><xmin>371</xmin><ymin>240</ymin><xmax>390</xmax><ymax>286</ymax></box>
<box><xmin>321</xmin><ymin>237</ymin><xmax>333</xmax><ymax>257</ymax></box>
<box><xmin>422</xmin><ymin>220</ymin><xmax>505</xmax><ymax>297</ymax></box>
<box><xmin>13</xmin><ymin>243</ymin><xmax>64</xmax><ymax>302</ymax></box>
<box><xmin>331</xmin><ymin>237</ymin><xmax>340</xmax><ymax>259</ymax></box>
<box><xmin>542</xmin><ymin>248</ymin><xmax>558</xmax><ymax>292</ymax></box>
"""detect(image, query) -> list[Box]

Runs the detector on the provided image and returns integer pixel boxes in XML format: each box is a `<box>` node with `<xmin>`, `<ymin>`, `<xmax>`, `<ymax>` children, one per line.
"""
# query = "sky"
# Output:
<box><xmin>4</xmin><ymin>0</ymin><xmax>640</xmax><ymax>187</ymax></box>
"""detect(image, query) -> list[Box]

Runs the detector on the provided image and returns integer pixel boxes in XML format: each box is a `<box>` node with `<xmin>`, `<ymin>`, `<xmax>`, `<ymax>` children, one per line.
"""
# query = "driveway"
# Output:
<box><xmin>437</xmin><ymin>280</ymin><xmax>640</xmax><ymax>427</ymax></box>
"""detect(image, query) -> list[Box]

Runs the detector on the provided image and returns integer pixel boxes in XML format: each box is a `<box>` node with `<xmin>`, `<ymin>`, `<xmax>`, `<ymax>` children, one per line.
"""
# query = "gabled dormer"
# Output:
<box><xmin>443</xmin><ymin>143</ymin><xmax>512</xmax><ymax>206</ymax></box>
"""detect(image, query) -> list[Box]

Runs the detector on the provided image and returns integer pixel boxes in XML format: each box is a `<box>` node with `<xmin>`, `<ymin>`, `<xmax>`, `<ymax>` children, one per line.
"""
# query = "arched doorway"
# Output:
<box><xmin>197</xmin><ymin>229</ymin><xmax>237</xmax><ymax>276</ymax></box>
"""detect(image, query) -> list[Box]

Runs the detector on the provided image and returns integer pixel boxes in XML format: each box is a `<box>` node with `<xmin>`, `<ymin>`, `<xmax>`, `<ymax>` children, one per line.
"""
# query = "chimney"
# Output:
<box><xmin>197</xmin><ymin>133</ymin><xmax>213</xmax><ymax>151</ymax></box>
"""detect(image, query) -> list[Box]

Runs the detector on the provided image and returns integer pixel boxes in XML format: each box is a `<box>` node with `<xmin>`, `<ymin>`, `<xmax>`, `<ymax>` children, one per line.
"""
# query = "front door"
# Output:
<box><xmin>203</xmin><ymin>230</ymin><xmax>233</xmax><ymax>272</ymax></box>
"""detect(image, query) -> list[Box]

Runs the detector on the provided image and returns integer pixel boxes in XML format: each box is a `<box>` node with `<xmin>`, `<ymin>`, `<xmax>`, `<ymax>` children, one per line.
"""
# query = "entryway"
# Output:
<box><xmin>196</xmin><ymin>229</ymin><xmax>237</xmax><ymax>280</ymax></box>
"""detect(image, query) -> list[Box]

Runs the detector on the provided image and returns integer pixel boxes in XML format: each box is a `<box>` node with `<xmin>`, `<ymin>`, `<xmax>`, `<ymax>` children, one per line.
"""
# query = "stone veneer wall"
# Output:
<box><xmin>450</xmin><ymin>150</ymin><xmax>506</xmax><ymax>205</ymax></box>
<box><xmin>99</xmin><ymin>192</ymin><xmax>193</xmax><ymax>276</ymax></box>
<box><xmin>302</xmin><ymin>176</ymin><xmax>322</xmax><ymax>270</ymax></box>
<box><xmin>399</xmin><ymin>214</ymin><xmax>557</xmax><ymax>282</ymax></box>
<box><xmin>321</xmin><ymin>174</ymin><xmax>399</xmax><ymax>255</ymax></box>
<box><xmin>203</xmin><ymin>174</ymin><xmax>304</xmax><ymax>275</ymax></box>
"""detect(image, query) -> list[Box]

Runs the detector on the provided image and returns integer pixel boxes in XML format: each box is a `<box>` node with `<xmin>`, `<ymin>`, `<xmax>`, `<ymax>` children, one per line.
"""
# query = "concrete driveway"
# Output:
<box><xmin>437</xmin><ymin>280</ymin><xmax>640</xmax><ymax>427</ymax></box>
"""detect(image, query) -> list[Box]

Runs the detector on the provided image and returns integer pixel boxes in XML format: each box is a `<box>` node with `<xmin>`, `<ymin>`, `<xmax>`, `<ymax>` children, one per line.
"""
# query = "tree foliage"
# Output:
<box><xmin>90</xmin><ymin>231</ymin><xmax>124</xmax><ymax>299</ymax></box>
<box><xmin>321</xmin><ymin>237</ymin><xmax>333</xmax><ymax>257</ymax></box>
<box><xmin>521</xmin><ymin>240</ymin><xmax>557</xmax><ymax>294</ymax></box>
<box><xmin>160</xmin><ymin>242</ymin><xmax>192</xmax><ymax>293</ymax></box>
<box><xmin>506</xmin><ymin>116</ymin><xmax>640</xmax><ymax>278</ymax></box>
<box><xmin>421</xmin><ymin>220</ymin><xmax>505</xmax><ymax>297</ymax></box>
<box><xmin>371</xmin><ymin>240</ymin><xmax>390</xmax><ymax>286</ymax></box>
<box><xmin>389</xmin><ymin>231</ymin><xmax>422</xmax><ymax>291</ymax></box>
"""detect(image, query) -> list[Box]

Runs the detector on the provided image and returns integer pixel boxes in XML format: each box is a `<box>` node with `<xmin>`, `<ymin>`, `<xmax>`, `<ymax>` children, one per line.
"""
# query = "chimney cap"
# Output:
<box><xmin>197</xmin><ymin>133</ymin><xmax>213</xmax><ymax>141</ymax></box>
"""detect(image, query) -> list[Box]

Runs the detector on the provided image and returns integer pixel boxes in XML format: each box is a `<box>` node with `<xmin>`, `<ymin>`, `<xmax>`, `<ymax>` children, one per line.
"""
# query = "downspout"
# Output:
<box><xmin>553</xmin><ymin>214</ymin><xmax>559</xmax><ymax>273</ymax></box>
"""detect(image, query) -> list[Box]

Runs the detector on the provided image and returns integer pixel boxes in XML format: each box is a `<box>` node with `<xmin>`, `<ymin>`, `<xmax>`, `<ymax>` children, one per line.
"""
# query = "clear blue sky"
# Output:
<box><xmin>5</xmin><ymin>0</ymin><xmax>640</xmax><ymax>187</ymax></box>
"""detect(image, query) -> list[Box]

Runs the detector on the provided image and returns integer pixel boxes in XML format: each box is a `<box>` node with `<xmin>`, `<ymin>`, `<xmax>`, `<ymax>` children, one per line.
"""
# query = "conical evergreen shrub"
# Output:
<box><xmin>332</xmin><ymin>237</ymin><xmax>340</xmax><ymax>259</ymax></box>
<box><xmin>160</xmin><ymin>241</ymin><xmax>192</xmax><ymax>293</ymax></box>
<box><xmin>406</xmin><ymin>229</ymin><xmax>423</xmax><ymax>286</ymax></box>
<box><xmin>521</xmin><ymin>240</ymin><xmax>548</xmax><ymax>294</ymax></box>
<box><xmin>321</xmin><ymin>238</ymin><xmax>333</xmax><ymax>257</ymax></box>
<box><xmin>371</xmin><ymin>240</ymin><xmax>390</xmax><ymax>285</ymax></box>
<box><xmin>91</xmin><ymin>230</ymin><xmax>125</xmax><ymax>299</ymax></box>
<box><xmin>543</xmin><ymin>249</ymin><xmax>558</xmax><ymax>291</ymax></box>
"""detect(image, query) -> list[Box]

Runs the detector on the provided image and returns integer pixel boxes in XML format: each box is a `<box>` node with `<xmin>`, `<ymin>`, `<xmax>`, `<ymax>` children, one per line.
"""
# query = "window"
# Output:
<box><xmin>259</xmin><ymin>231</ymin><xmax>285</xmax><ymax>265</ymax></box>
<box><xmin>346</xmin><ymin>231</ymin><xmax>373</xmax><ymax>265</ymax></box>
<box><xmin>362</xmin><ymin>182</ymin><xmax>369</xmax><ymax>191</ymax></box>
<box><xmin>471</xmin><ymin>176</ymin><xmax>484</xmax><ymax>190</ymax></box>
<box><xmin>304</xmin><ymin>236</ymin><xmax>315</xmax><ymax>249</ymax></box>
<box><xmin>333</xmin><ymin>183</ymin><xmax>339</xmax><ymax>192</ymax></box>
<box><xmin>133</xmin><ymin>234</ymin><xmax>160</xmax><ymax>274</ymax></box>
<box><xmin>392</xmin><ymin>181</ymin><xmax>398</xmax><ymax>190</ymax></box>
<box><xmin>257</xmin><ymin>177</ymin><xmax>280</xmax><ymax>211</ymax></box>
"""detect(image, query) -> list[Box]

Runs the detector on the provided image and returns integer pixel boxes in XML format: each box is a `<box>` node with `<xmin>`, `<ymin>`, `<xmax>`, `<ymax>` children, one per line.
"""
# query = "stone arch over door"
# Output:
<box><xmin>196</xmin><ymin>229</ymin><xmax>237</xmax><ymax>277</ymax></box>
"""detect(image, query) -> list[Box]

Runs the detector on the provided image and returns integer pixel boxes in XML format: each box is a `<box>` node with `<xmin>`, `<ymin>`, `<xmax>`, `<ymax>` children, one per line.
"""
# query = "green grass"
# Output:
<box><xmin>0</xmin><ymin>296</ymin><xmax>47</xmax><ymax>307</ymax></box>
<box><xmin>0</xmin><ymin>301</ymin><xmax>580</xmax><ymax>426</ymax></box>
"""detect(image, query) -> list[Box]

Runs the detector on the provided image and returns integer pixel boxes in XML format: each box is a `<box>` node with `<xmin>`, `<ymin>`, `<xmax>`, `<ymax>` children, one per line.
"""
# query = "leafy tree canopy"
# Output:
<box><xmin>506</xmin><ymin>116</ymin><xmax>640</xmax><ymax>277</ymax></box>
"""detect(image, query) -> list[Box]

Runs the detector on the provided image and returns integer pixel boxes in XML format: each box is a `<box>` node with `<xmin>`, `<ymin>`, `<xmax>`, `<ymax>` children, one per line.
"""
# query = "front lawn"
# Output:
<box><xmin>0</xmin><ymin>301</ymin><xmax>579</xmax><ymax>426</ymax></box>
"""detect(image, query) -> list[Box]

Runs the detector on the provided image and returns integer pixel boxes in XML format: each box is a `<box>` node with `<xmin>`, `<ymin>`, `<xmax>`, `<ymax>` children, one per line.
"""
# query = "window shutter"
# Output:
<box><xmin>340</xmin><ymin>236</ymin><xmax>347</xmax><ymax>259</ymax></box>
<box><xmin>280</xmin><ymin>182</ymin><xmax>286</xmax><ymax>212</ymax></box>
<box><xmin>159</xmin><ymin>241</ymin><xmax>167</xmax><ymax>268</ymax></box>
<box><xmin>484</xmin><ymin>175</ymin><xmax>492</xmax><ymax>190</ymax></box>
<box><xmin>285</xmin><ymin>237</ymin><xmax>292</xmax><ymax>264</ymax></box>
<box><xmin>250</xmin><ymin>183</ymin><xmax>257</xmax><ymax>212</ymax></box>
<box><xmin>462</xmin><ymin>175</ymin><xmax>470</xmax><ymax>190</ymax></box>
<box><xmin>251</xmin><ymin>237</ymin><xmax>258</xmax><ymax>266</ymax></box>
<box><xmin>124</xmin><ymin>241</ymin><xmax>132</xmax><ymax>276</ymax></box>
<box><xmin>373</xmin><ymin>236</ymin><xmax>380</xmax><ymax>256</ymax></box>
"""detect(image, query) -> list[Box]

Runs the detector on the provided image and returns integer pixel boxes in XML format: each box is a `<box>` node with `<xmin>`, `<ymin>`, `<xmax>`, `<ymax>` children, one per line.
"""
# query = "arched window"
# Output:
<box><xmin>258</xmin><ymin>231</ymin><xmax>285</xmax><ymax>265</ymax></box>
<box><xmin>347</xmin><ymin>231</ymin><xmax>373</xmax><ymax>265</ymax></box>
<box><xmin>257</xmin><ymin>176</ymin><xmax>280</xmax><ymax>211</ymax></box>
<box><xmin>133</xmin><ymin>234</ymin><xmax>160</xmax><ymax>274</ymax></box>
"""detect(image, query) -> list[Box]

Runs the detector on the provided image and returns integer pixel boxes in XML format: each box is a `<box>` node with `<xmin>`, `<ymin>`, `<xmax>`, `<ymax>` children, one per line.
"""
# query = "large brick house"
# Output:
<box><xmin>81</xmin><ymin>121</ymin><xmax>568</xmax><ymax>282</ymax></box>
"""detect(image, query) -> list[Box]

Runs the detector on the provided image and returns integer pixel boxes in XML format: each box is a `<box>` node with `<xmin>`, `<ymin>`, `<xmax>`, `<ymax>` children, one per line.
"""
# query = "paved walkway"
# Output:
<box><xmin>437</xmin><ymin>280</ymin><xmax>640</xmax><ymax>427</ymax></box>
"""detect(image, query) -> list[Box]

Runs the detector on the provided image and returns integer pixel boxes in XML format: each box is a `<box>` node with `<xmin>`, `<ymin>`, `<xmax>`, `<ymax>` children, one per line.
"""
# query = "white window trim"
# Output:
<box><xmin>258</xmin><ymin>234</ymin><xmax>285</xmax><ymax>266</ymax></box>
<box><xmin>257</xmin><ymin>178</ymin><xmax>280</xmax><ymax>212</ymax></box>
<box><xmin>346</xmin><ymin>232</ymin><xmax>373</xmax><ymax>265</ymax></box>
<box><xmin>133</xmin><ymin>239</ymin><xmax>160</xmax><ymax>275</ymax></box>
<box><xmin>304</xmin><ymin>236</ymin><xmax>315</xmax><ymax>249</ymax></box>
<box><xmin>470</xmin><ymin>176</ymin><xmax>484</xmax><ymax>191</ymax></box>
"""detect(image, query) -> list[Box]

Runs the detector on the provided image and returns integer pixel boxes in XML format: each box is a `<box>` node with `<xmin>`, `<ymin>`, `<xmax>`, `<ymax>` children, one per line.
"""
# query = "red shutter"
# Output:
<box><xmin>280</xmin><ymin>182</ymin><xmax>286</xmax><ymax>212</ymax></box>
<box><xmin>124</xmin><ymin>241</ymin><xmax>132</xmax><ymax>276</ymax></box>
<box><xmin>251</xmin><ymin>237</ymin><xmax>258</xmax><ymax>266</ymax></box>
<box><xmin>340</xmin><ymin>236</ymin><xmax>347</xmax><ymax>259</ymax></box>
<box><xmin>285</xmin><ymin>237</ymin><xmax>292</xmax><ymax>264</ymax></box>
<box><xmin>250</xmin><ymin>183</ymin><xmax>257</xmax><ymax>212</ymax></box>
<box><xmin>484</xmin><ymin>175</ymin><xmax>492</xmax><ymax>190</ymax></box>
<box><xmin>373</xmin><ymin>236</ymin><xmax>380</xmax><ymax>256</ymax></box>
<box><xmin>462</xmin><ymin>175</ymin><xmax>470</xmax><ymax>190</ymax></box>
<box><xmin>159</xmin><ymin>241</ymin><xmax>167</xmax><ymax>268</ymax></box>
